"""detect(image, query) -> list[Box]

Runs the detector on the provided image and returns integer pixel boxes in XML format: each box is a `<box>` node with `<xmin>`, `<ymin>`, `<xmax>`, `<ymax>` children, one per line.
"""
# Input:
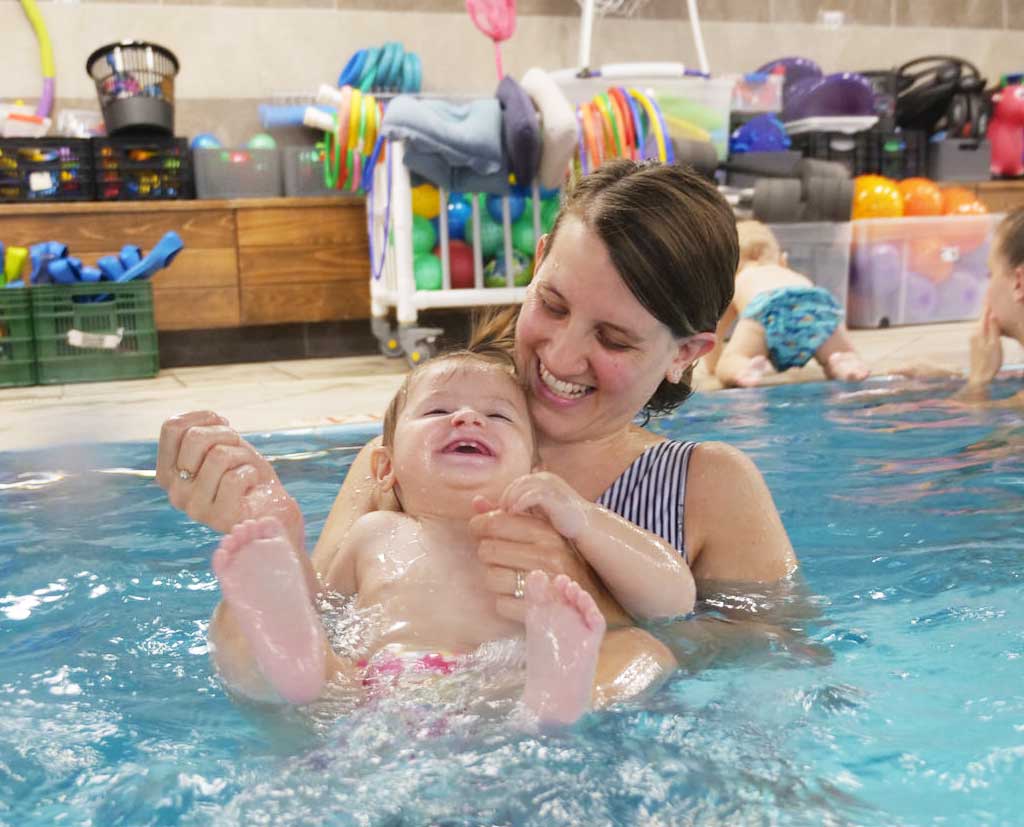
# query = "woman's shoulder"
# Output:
<box><xmin>688</xmin><ymin>440</ymin><xmax>763</xmax><ymax>491</ymax></box>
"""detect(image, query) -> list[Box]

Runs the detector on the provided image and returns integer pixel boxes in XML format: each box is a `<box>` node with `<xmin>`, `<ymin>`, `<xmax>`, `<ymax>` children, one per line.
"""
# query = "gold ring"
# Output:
<box><xmin>513</xmin><ymin>569</ymin><xmax>526</xmax><ymax>600</ymax></box>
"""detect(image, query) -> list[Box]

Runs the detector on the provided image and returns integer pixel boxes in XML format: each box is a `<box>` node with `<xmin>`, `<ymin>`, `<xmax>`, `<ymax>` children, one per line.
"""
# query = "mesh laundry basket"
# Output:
<box><xmin>86</xmin><ymin>41</ymin><xmax>179</xmax><ymax>135</ymax></box>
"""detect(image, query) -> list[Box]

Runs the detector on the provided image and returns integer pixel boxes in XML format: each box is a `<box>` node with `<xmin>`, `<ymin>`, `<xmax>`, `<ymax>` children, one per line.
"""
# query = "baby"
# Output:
<box><xmin>707</xmin><ymin>220</ymin><xmax>869</xmax><ymax>388</ymax></box>
<box><xmin>210</xmin><ymin>344</ymin><xmax>684</xmax><ymax>725</ymax></box>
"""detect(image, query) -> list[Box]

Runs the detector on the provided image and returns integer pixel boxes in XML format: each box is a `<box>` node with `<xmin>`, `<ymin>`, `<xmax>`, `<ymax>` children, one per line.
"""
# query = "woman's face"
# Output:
<box><xmin>515</xmin><ymin>216</ymin><xmax>702</xmax><ymax>446</ymax></box>
<box><xmin>987</xmin><ymin>243</ymin><xmax>1024</xmax><ymax>337</ymax></box>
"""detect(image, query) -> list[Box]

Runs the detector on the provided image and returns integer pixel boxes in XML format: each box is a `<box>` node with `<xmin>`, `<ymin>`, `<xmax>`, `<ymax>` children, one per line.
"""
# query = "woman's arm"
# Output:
<box><xmin>683</xmin><ymin>442</ymin><xmax>796</xmax><ymax>583</ymax></box>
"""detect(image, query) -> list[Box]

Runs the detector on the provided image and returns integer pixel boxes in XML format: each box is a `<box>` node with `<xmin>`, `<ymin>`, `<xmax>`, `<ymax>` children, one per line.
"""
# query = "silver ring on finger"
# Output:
<box><xmin>513</xmin><ymin>569</ymin><xmax>526</xmax><ymax>600</ymax></box>
<box><xmin>177</xmin><ymin>467</ymin><xmax>194</xmax><ymax>482</ymax></box>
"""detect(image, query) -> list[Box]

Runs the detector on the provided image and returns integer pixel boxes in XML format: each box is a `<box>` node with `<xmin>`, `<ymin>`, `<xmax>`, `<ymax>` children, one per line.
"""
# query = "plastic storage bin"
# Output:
<box><xmin>0</xmin><ymin>288</ymin><xmax>36</xmax><ymax>387</ymax></box>
<box><xmin>193</xmin><ymin>148</ymin><xmax>282</xmax><ymax>199</ymax></box>
<box><xmin>0</xmin><ymin>138</ymin><xmax>94</xmax><ymax>202</ymax></box>
<box><xmin>768</xmin><ymin>222</ymin><xmax>851</xmax><ymax>310</ymax></box>
<box><xmin>552</xmin><ymin>67</ymin><xmax>735</xmax><ymax>161</ymax></box>
<box><xmin>790</xmin><ymin>128</ymin><xmax>927</xmax><ymax>179</ymax></box>
<box><xmin>847</xmin><ymin>214</ymin><xmax>1000</xmax><ymax>328</ymax></box>
<box><xmin>31</xmin><ymin>282</ymin><xmax>159</xmax><ymax>384</ymax></box>
<box><xmin>283</xmin><ymin>146</ymin><xmax>348</xmax><ymax>197</ymax></box>
<box><xmin>93</xmin><ymin>137</ymin><xmax>193</xmax><ymax>200</ymax></box>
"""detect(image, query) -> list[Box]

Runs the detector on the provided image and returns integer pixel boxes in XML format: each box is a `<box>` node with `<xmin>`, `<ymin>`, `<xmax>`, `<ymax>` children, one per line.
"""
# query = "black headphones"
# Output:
<box><xmin>895</xmin><ymin>56</ymin><xmax>988</xmax><ymax>139</ymax></box>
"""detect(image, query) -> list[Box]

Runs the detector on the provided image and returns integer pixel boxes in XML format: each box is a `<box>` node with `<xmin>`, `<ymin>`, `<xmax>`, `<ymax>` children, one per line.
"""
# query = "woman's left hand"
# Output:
<box><xmin>469</xmin><ymin>499</ymin><xmax>631</xmax><ymax>626</ymax></box>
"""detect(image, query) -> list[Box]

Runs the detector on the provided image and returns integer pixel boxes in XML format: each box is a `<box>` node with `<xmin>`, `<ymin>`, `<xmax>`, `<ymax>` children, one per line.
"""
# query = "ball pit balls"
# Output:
<box><xmin>437</xmin><ymin>240</ymin><xmax>475</xmax><ymax>289</ymax></box>
<box><xmin>412</xmin><ymin>184</ymin><xmax>441</xmax><ymax>219</ymax></box>
<box><xmin>908</xmin><ymin>237</ymin><xmax>956</xmax><ymax>285</ymax></box>
<box><xmin>852</xmin><ymin>175</ymin><xmax>903</xmax><ymax>220</ymax></box>
<box><xmin>484</xmin><ymin>250</ymin><xmax>533</xmax><ymax>288</ymax></box>
<box><xmin>246</xmin><ymin>133</ymin><xmax>278</xmax><ymax>150</ymax></box>
<box><xmin>486</xmin><ymin>193</ymin><xmax>526</xmax><ymax>224</ymax></box>
<box><xmin>191</xmin><ymin>133</ymin><xmax>222</xmax><ymax>150</ymax></box>
<box><xmin>414</xmin><ymin>253</ymin><xmax>443</xmax><ymax>290</ymax></box>
<box><xmin>941</xmin><ymin>187</ymin><xmax>984</xmax><ymax>215</ymax></box>
<box><xmin>412</xmin><ymin>215</ymin><xmax>437</xmax><ymax>255</ymax></box>
<box><xmin>466</xmin><ymin>210</ymin><xmax>504</xmax><ymax>259</ymax></box>
<box><xmin>897</xmin><ymin>177</ymin><xmax>943</xmax><ymax>217</ymax></box>
<box><xmin>540</xmin><ymin>198</ymin><xmax>560</xmax><ymax>233</ymax></box>
<box><xmin>446</xmin><ymin>195</ymin><xmax>472</xmax><ymax>241</ymax></box>
<box><xmin>512</xmin><ymin>215</ymin><xmax>538</xmax><ymax>257</ymax></box>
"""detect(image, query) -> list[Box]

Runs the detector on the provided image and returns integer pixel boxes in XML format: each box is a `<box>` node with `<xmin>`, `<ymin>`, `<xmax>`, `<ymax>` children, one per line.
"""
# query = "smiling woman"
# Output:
<box><xmin>157</xmin><ymin>159</ymin><xmax>795</xmax><ymax>701</ymax></box>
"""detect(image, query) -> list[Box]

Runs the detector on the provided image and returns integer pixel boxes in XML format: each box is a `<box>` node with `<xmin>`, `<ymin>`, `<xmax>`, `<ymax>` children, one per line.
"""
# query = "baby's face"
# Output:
<box><xmin>390</xmin><ymin>359</ymin><xmax>535</xmax><ymax>513</ymax></box>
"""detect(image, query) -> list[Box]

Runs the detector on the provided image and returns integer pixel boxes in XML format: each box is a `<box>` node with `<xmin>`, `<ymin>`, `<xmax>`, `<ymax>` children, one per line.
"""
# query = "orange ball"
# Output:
<box><xmin>908</xmin><ymin>237</ymin><xmax>956</xmax><ymax>284</ymax></box>
<box><xmin>898</xmin><ymin>177</ymin><xmax>943</xmax><ymax>217</ymax></box>
<box><xmin>941</xmin><ymin>187</ymin><xmax>986</xmax><ymax>216</ymax></box>
<box><xmin>852</xmin><ymin>175</ymin><xmax>904</xmax><ymax>220</ymax></box>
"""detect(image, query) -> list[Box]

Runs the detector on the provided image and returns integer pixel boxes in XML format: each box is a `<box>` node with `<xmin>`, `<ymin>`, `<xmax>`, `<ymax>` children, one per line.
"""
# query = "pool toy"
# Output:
<box><xmin>412</xmin><ymin>215</ymin><xmax>437</xmax><ymax>255</ymax></box>
<box><xmin>338</xmin><ymin>43</ymin><xmax>421</xmax><ymax>93</ymax></box>
<box><xmin>729</xmin><ymin>114</ymin><xmax>790</xmax><ymax>154</ymax></box>
<box><xmin>191</xmin><ymin>133</ymin><xmax>222</xmax><ymax>150</ymax></box>
<box><xmin>301</xmin><ymin>83</ymin><xmax>384</xmax><ymax>193</ymax></box>
<box><xmin>4</xmin><ymin>245</ymin><xmax>28</xmax><ymax>284</ymax></box>
<box><xmin>439</xmin><ymin>240</ymin><xmax>474</xmax><ymax>289</ymax></box>
<box><xmin>246</xmin><ymin>133</ymin><xmax>277</xmax><ymax>150</ymax></box>
<box><xmin>465</xmin><ymin>0</ymin><xmax>516</xmax><ymax>80</ymax></box>
<box><xmin>413</xmin><ymin>253</ymin><xmax>443</xmax><ymax>290</ymax></box>
<box><xmin>14</xmin><ymin>232</ymin><xmax>183</xmax><ymax>286</ymax></box>
<box><xmin>540</xmin><ymin>197</ymin><xmax>560</xmax><ymax>233</ymax></box>
<box><xmin>466</xmin><ymin>208</ymin><xmax>504</xmax><ymax>258</ymax></box>
<box><xmin>781</xmin><ymin>72</ymin><xmax>875</xmax><ymax>122</ymax></box>
<box><xmin>852</xmin><ymin>175</ymin><xmax>903</xmax><ymax>220</ymax></box>
<box><xmin>484</xmin><ymin>249</ymin><xmax>532</xmax><ymax>288</ymax></box>
<box><xmin>512</xmin><ymin>213</ymin><xmax>537</xmax><ymax>256</ymax></box>
<box><xmin>5</xmin><ymin>0</ymin><xmax>55</xmax><ymax>137</ymax></box>
<box><xmin>989</xmin><ymin>84</ymin><xmax>1024</xmax><ymax>178</ymax></box>
<box><xmin>412</xmin><ymin>183</ymin><xmax>441</xmax><ymax>219</ymax></box>
<box><xmin>446</xmin><ymin>195</ymin><xmax>472</xmax><ymax>241</ymax></box>
<box><xmin>487</xmin><ymin>192</ymin><xmax>525</xmax><ymax>224</ymax></box>
<box><xmin>897</xmin><ymin>177</ymin><xmax>943</xmax><ymax>216</ymax></box>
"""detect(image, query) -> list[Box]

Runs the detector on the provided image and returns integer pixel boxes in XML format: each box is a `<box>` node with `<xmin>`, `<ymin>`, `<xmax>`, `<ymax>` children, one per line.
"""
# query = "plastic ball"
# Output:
<box><xmin>852</xmin><ymin>175</ymin><xmax>903</xmax><ymax>220</ymax></box>
<box><xmin>484</xmin><ymin>250</ymin><xmax>533</xmax><ymax>288</ymax></box>
<box><xmin>437</xmin><ymin>240</ymin><xmax>475</xmax><ymax>289</ymax></box>
<box><xmin>908</xmin><ymin>237</ymin><xmax>957</xmax><ymax>285</ymax></box>
<box><xmin>412</xmin><ymin>215</ymin><xmax>437</xmax><ymax>255</ymax></box>
<box><xmin>850</xmin><ymin>242</ymin><xmax>902</xmax><ymax>298</ymax></box>
<box><xmin>246</xmin><ymin>133</ymin><xmax>277</xmax><ymax>150</ymax></box>
<box><xmin>466</xmin><ymin>210</ymin><xmax>505</xmax><ymax>259</ymax></box>
<box><xmin>540</xmin><ymin>198</ymin><xmax>560</xmax><ymax>233</ymax></box>
<box><xmin>904</xmin><ymin>271</ymin><xmax>939</xmax><ymax>324</ymax></box>
<box><xmin>191</xmin><ymin>133</ymin><xmax>222</xmax><ymax>150</ymax></box>
<box><xmin>940</xmin><ymin>188</ymin><xmax>990</xmax><ymax>253</ymax></box>
<box><xmin>486</xmin><ymin>192</ymin><xmax>525</xmax><ymax>224</ymax></box>
<box><xmin>512</xmin><ymin>214</ymin><xmax>538</xmax><ymax>257</ymax></box>
<box><xmin>941</xmin><ymin>187</ymin><xmax>984</xmax><ymax>215</ymax></box>
<box><xmin>446</xmin><ymin>195</ymin><xmax>472</xmax><ymax>241</ymax></box>
<box><xmin>938</xmin><ymin>269</ymin><xmax>986</xmax><ymax>319</ymax></box>
<box><xmin>412</xmin><ymin>184</ymin><xmax>441</xmax><ymax>219</ymax></box>
<box><xmin>897</xmin><ymin>177</ymin><xmax>943</xmax><ymax>217</ymax></box>
<box><xmin>414</xmin><ymin>253</ymin><xmax>443</xmax><ymax>290</ymax></box>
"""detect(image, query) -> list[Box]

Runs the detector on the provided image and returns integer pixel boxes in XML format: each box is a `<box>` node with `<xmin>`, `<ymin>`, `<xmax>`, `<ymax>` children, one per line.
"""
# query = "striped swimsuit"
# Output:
<box><xmin>596</xmin><ymin>439</ymin><xmax>698</xmax><ymax>563</ymax></box>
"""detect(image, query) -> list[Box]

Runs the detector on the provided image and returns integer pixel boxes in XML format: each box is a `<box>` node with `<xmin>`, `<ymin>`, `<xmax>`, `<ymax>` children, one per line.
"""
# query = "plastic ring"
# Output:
<box><xmin>593</xmin><ymin>94</ymin><xmax>623</xmax><ymax>157</ymax></box>
<box><xmin>338</xmin><ymin>49</ymin><xmax>366</xmax><ymax>87</ymax></box>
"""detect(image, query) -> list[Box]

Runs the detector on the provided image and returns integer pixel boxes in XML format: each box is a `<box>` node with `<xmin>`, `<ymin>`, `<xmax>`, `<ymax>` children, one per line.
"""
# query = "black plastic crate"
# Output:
<box><xmin>92</xmin><ymin>137</ymin><xmax>193</xmax><ymax>200</ymax></box>
<box><xmin>790</xmin><ymin>128</ymin><xmax>926</xmax><ymax>179</ymax></box>
<box><xmin>0</xmin><ymin>138</ymin><xmax>94</xmax><ymax>202</ymax></box>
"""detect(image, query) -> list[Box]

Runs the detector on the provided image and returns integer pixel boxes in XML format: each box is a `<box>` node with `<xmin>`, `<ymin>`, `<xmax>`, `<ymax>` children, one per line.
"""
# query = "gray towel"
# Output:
<box><xmin>382</xmin><ymin>95</ymin><xmax>509</xmax><ymax>194</ymax></box>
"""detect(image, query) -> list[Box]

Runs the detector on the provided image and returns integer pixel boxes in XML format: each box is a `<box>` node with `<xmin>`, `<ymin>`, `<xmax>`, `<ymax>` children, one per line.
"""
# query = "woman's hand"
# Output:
<box><xmin>155</xmin><ymin>411</ymin><xmax>304</xmax><ymax>550</ymax></box>
<box><xmin>967</xmin><ymin>302</ymin><xmax>1004</xmax><ymax>391</ymax></box>
<box><xmin>469</xmin><ymin>498</ymin><xmax>631</xmax><ymax>627</ymax></box>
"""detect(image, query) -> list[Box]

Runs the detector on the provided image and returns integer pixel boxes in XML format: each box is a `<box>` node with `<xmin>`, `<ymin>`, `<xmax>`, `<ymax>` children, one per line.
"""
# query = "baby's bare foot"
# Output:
<box><xmin>212</xmin><ymin>517</ymin><xmax>327</xmax><ymax>705</ymax></box>
<box><xmin>736</xmin><ymin>355</ymin><xmax>775</xmax><ymax>387</ymax></box>
<box><xmin>826</xmin><ymin>351</ymin><xmax>870</xmax><ymax>382</ymax></box>
<box><xmin>521</xmin><ymin>571</ymin><xmax>606</xmax><ymax>726</ymax></box>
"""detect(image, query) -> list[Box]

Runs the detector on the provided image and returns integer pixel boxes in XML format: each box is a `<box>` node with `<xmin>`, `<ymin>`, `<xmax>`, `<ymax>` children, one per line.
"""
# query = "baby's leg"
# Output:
<box><xmin>815</xmin><ymin>324</ymin><xmax>869</xmax><ymax>382</ymax></box>
<box><xmin>521</xmin><ymin>571</ymin><xmax>606</xmax><ymax>725</ymax></box>
<box><xmin>715</xmin><ymin>319</ymin><xmax>776</xmax><ymax>388</ymax></box>
<box><xmin>211</xmin><ymin>517</ymin><xmax>351</xmax><ymax>705</ymax></box>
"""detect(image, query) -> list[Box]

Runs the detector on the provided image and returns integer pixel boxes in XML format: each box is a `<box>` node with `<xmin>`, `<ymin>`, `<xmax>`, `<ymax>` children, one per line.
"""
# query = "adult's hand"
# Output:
<box><xmin>967</xmin><ymin>301</ymin><xmax>1003</xmax><ymax>390</ymax></box>
<box><xmin>469</xmin><ymin>498</ymin><xmax>631</xmax><ymax>627</ymax></box>
<box><xmin>156</xmin><ymin>411</ymin><xmax>304</xmax><ymax>551</ymax></box>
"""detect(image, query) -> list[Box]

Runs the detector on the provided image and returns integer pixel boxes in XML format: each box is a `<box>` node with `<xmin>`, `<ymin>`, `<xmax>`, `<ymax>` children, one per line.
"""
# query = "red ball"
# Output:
<box><xmin>436</xmin><ymin>240</ymin><xmax>475</xmax><ymax>289</ymax></box>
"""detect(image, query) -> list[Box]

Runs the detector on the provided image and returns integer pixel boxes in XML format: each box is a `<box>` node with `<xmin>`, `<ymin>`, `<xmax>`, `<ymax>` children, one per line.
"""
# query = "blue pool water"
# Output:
<box><xmin>2</xmin><ymin>377</ymin><xmax>1022</xmax><ymax>826</ymax></box>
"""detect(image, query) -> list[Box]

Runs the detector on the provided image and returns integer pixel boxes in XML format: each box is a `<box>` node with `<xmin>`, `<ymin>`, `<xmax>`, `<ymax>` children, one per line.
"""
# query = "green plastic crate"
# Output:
<box><xmin>0</xmin><ymin>288</ymin><xmax>36</xmax><ymax>387</ymax></box>
<box><xmin>31</xmin><ymin>282</ymin><xmax>159</xmax><ymax>385</ymax></box>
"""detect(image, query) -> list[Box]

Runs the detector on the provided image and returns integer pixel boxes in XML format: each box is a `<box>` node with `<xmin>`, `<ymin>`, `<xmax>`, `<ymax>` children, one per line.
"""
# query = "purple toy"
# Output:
<box><xmin>902</xmin><ymin>271</ymin><xmax>939</xmax><ymax>324</ymax></box>
<box><xmin>783</xmin><ymin>72</ymin><xmax>876</xmax><ymax>122</ymax></box>
<box><xmin>937</xmin><ymin>269</ymin><xmax>986</xmax><ymax>321</ymax></box>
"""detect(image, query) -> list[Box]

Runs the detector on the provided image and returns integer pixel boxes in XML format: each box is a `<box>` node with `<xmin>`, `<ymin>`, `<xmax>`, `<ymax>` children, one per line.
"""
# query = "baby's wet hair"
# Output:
<box><xmin>736</xmin><ymin>220</ymin><xmax>783</xmax><ymax>269</ymax></box>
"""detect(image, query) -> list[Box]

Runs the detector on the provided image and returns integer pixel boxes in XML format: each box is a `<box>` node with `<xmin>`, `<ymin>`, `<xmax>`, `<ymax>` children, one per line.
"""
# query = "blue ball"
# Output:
<box><xmin>446</xmin><ymin>195</ymin><xmax>472</xmax><ymax>241</ymax></box>
<box><xmin>191</xmin><ymin>133</ymin><xmax>222</xmax><ymax>150</ymax></box>
<box><xmin>486</xmin><ymin>193</ymin><xmax>525</xmax><ymax>224</ymax></box>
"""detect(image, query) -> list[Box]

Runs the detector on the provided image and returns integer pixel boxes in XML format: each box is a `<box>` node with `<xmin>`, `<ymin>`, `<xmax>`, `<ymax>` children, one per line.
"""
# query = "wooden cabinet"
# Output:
<box><xmin>0</xmin><ymin>196</ymin><xmax>369</xmax><ymax>331</ymax></box>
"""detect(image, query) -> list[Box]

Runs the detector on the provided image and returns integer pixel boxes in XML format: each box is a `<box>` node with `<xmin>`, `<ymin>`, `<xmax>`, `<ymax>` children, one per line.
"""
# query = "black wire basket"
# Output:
<box><xmin>86</xmin><ymin>41</ymin><xmax>179</xmax><ymax>135</ymax></box>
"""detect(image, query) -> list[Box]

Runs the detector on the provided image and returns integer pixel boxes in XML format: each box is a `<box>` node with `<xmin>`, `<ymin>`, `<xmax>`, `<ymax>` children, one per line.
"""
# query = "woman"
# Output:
<box><xmin>158</xmin><ymin>160</ymin><xmax>795</xmax><ymax>669</ymax></box>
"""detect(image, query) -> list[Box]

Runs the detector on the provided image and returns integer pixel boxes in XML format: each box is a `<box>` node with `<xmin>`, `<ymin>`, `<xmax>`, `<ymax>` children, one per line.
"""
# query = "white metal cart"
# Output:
<box><xmin>367</xmin><ymin>139</ymin><xmax>545</xmax><ymax>366</ymax></box>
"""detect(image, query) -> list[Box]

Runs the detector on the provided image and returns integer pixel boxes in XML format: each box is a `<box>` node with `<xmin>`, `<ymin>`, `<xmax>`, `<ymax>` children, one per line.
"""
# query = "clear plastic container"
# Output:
<box><xmin>282</xmin><ymin>146</ymin><xmax>350</xmax><ymax>198</ymax></box>
<box><xmin>847</xmin><ymin>214</ymin><xmax>1000</xmax><ymax>328</ymax></box>
<box><xmin>193</xmin><ymin>147</ymin><xmax>282</xmax><ymax>199</ymax></box>
<box><xmin>768</xmin><ymin>222</ymin><xmax>852</xmax><ymax>311</ymax></box>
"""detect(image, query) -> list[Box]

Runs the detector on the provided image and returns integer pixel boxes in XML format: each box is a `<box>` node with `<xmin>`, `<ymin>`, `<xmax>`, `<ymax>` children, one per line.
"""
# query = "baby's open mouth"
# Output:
<box><xmin>442</xmin><ymin>439</ymin><xmax>494</xmax><ymax>457</ymax></box>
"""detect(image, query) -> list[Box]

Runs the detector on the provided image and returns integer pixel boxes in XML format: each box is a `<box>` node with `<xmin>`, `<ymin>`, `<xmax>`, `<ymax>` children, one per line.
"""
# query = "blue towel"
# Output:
<box><xmin>382</xmin><ymin>96</ymin><xmax>509</xmax><ymax>194</ymax></box>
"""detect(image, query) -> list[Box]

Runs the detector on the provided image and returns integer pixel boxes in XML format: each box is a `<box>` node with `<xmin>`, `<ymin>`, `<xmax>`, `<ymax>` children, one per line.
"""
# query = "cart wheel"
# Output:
<box><xmin>398</xmin><ymin>325</ymin><xmax>443</xmax><ymax>369</ymax></box>
<box><xmin>751</xmin><ymin>179</ymin><xmax>803</xmax><ymax>223</ymax></box>
<box><xmin>805</xmin><ymin>177</ymin><xmax>854</xmax><ymax>222</ymax></box>
<box><xmin>371</xmin><ymin>318</ymin><xmax>404</xmax><ymax>358</ymax></box>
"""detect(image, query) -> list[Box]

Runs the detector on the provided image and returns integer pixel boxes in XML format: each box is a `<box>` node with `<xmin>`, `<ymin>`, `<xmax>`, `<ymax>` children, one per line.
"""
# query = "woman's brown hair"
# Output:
<box><xmin>996</xmin><ymin>208</ymin><xmax>1024</xmax><ymax>270</ymax></box>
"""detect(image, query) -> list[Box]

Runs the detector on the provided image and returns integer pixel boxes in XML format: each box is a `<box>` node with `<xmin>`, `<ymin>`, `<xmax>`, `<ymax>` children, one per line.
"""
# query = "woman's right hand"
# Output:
<box><xmin>967</xmin><ymin>301</ymin><xmax>1003</xmax><ymax>390</ymax></box>
<box><xmin>155</xmin><ymin>411</ymin><xmax>304</xmax><ymax>551</ymax></box>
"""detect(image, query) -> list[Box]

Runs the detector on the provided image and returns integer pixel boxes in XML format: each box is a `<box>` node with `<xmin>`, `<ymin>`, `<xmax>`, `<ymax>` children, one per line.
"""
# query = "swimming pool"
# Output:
<box><xmin>2</xmin><ymin>377</ymin><xmax>1021</xmax><ymax>826</ymax></box>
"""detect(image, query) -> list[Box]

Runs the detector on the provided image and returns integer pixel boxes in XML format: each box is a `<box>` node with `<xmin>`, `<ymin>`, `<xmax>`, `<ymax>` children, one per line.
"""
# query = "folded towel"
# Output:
<box><xmin>497</xmin><ymin>75</ymin><xmax>541</xmax><ymax>186</ymax></box>
<box><xmin>521</xmin><ymin>68</ymin><xmax>578</xmax><ymax>190</ymax></box>
<box><xmin>382</xmin><ymin>95</ymin><xmax>509</xmax><ymax>194</ymax></box>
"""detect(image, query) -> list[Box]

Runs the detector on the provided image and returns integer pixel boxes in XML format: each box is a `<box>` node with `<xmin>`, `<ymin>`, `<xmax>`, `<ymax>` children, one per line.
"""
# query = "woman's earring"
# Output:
<box><xmin>668</xmin><ymin>366</ymin><xmax>683</xmax><ymax>384</ymax></box>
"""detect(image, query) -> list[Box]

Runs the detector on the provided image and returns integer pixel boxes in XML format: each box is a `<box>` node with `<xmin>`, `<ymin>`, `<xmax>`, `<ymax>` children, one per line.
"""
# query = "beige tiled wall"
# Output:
<box><xmin>0</xmin><ymin>0</ymin><xmax>1019</xmax><ymax>142</ymax></box>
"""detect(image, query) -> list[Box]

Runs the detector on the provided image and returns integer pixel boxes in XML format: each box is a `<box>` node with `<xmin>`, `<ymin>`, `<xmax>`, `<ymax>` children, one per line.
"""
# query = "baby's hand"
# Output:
<box><xmin>498</xmin><ymin>472</ymin><xmax>590</xmax><ymax>540</ymax></box>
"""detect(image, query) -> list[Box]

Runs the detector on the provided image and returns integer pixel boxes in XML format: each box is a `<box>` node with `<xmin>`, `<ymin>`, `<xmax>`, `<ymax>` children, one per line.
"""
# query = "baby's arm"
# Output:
<box><xmin>498</xmin><ymin>473</ymin><xmax>695</xmax><ymax>620</ymax></box>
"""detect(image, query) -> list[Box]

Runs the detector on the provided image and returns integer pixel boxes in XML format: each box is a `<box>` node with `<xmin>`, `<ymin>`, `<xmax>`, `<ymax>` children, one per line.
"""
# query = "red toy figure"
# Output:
<box><xmin>990</xmin><ymin>84</ymin><xmax>1024</xmax><ymax>178</ymax></box>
